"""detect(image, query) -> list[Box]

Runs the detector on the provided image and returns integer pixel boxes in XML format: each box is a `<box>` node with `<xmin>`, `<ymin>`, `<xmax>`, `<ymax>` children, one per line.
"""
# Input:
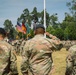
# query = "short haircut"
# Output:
<box><xmin>0</xmin><ymin>28</ymin><xmax>6</xmax><ymax>38</ymax></box>
<box><xmin>35</xmin><ymin>28</ymin><xmax>45</xmax><ymax>34</ymax></box>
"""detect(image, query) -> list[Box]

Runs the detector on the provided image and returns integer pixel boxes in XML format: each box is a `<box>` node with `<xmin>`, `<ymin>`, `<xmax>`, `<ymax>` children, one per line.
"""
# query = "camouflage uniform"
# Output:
<box><xmin>21</xmin><ymin>34</ymin><xmax>62</xmax><ymax>75</ymax></box>
<box><xmin>65</xmin><ymin>45</ymin><xmax>76</xmax><ymax>75</ymax></box>
<box><xmin>0</xmin><ymin>40</ymin><xmax>18</xmax><ymax>75</ymax></box>
<box><xmin>11</xmin><ymin>39</ymin><xmax>26</xmax><ymax>55</ymax></box>
<box><xmin>19</xmin><ymin>40</ymin><xmax>26</xmax><ymax>55</ymax></box>
<box><xmin>61</xmin><ymin>40</ymin><xmax>76</xmax><ymax>51</ymax></box>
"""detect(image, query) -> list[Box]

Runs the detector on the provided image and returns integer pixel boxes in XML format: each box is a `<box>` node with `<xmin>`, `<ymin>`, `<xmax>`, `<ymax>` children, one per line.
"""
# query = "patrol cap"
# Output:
<box><xmin>34</xmin><ymin>24</ymin><xmax>45</xmax><ymax>30</ymax></box>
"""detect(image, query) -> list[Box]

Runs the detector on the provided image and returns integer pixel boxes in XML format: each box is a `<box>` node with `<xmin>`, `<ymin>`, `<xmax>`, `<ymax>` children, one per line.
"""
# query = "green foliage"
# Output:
<box><xmin>29</xmin><ymin>29</ymin><xmax>34</xmax><ymax>38</ymax></box>
<box><xmin>3</xmin><ymin>2</ymin><xmax>76</xmax><ymax>40</ymax></box>
<box><xmin>18</xmin><ymin>8</ymin><xmax>31</xmax><ymax>25</ymax></box>
<box><xmin>46</xmin><ymin>26</ymin><xmax>64</xmax><ymax>40</ymax></box>
<box><xmin>50</xmin><ymin>13</ymin><xmax>58</xmax><ymax>22</ymax></box>
<box><xmin>46</xmin><ymin>26</ymin><xmax>55</xmax><ymax>35</ymax></box>
<box><xmin>54</xmin><ymin>28</ymin><xmax>64</xmax><ymax>40</ymax></box>
<box><xmin>67</xmin><ymin>0</ymin><xmax>76</xmax><ymax>21</ymax></box>
<box><xmin>3</xmin><ymin>19</ymin><xmax>13</xmax><ymax>32</ymax></box>
<box><xmin>3</xmin><ymin>19</ymin><xmax>17</xmax><ymax>40</ymax></box>
<box><xmin>8</xmin><ymin>28</ymin><xmax>18</xmax><ymax>40</ymax></box>
<box><xmin>67</xmin><ymin>0</ymin><xmax>76</xmax><ymax>11</ymax></box>
<box><xmin>31</xmin><ymin>7</ymin><xmax>38</xmax><ymax>23</ymax></box>
<box><xmin>64</xmin><ymin>22</ymin><xmax>76</xmax><ymax>40</ymax></box>
<box><xmin>12</xmin><ymin>27</ymin><xmax>18</xmax><ymax>39</ymax></box>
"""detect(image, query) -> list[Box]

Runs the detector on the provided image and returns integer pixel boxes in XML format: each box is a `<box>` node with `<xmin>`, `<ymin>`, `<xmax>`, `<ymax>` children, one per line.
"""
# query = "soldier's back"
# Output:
<box><xmin>21</xmin><ymin>34</ymin><xmax>59</xmax><ymax>75</ymax></box>
<box><xmin>0</xmin><ymin>40</ymin><xmax>12</xmax><ymax>75</ymax></box>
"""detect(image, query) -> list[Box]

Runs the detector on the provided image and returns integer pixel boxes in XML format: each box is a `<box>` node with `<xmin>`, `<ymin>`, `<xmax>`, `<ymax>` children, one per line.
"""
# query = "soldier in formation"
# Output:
<box><xmin>21</xmin><ymin>24</ymin><xmax>62</xmax><ymax>75</ymax></box>
<box><xmin>62</xmin><ymin>40</ymin><xmax>76</xmax><ymax>50</ymax></box>
<box><xmin>11</xmin><ymin>38</ymin><xmax>26</xmax><ymax>56</ymax></box>
<box><xmin>65</xmin><ymin>45</ymin><xmax>76</xmax><ymax>75</ymax></box>
<box><xmin>0</xmin><ymin>28</ymin><xmax>18</xmax><ymax>75</ymax></box>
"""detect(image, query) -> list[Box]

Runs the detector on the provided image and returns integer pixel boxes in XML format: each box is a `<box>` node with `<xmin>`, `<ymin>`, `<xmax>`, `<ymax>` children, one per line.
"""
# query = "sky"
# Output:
<box><xmin>0</xmin><ymin>0</ymin><xmax>71</xmax><ymax>27</ymax></box>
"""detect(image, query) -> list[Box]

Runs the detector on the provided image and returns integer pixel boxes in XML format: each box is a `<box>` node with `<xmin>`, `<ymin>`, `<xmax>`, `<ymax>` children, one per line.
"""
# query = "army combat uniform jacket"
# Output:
<box><xmin>65</xmin><ymin>45</ymin><xmax>76</xmax><ymax>75</ymax></box>
<box><xmin>0</xmin><ymin>40</ymin><xmax>18</xmax><ymax>75</ymax></box>
<box><xmin>21</xmin><ymin>34</ymin><xmax>62</xmax><ymax>75</ymax></box>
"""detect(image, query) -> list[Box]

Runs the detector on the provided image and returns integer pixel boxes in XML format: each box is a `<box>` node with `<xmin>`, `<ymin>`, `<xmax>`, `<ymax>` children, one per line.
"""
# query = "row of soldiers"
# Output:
<box><xmin>0</xmin><ymin>24</ymin><xmax>76</xmax><ymax>75</ymax></box>
<box><xmin>62</xmin><ymin>40</ymin><xmax>76</xmax><ymax>50</ymax></box>
<box><xmin>11</xmin><ymin>39</ymin><xmax>76</xmax><ymax>54</ymax></box>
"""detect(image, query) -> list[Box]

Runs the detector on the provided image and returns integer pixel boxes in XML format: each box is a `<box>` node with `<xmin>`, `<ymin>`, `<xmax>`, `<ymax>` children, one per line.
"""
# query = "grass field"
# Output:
<box><xmin>52</xmin><ymin>48</ymin><xmax>68</xmax><ymax>75</ymax></box>
<box><xmin>17</xmin><ymin>48</ymin><xmax>68</xmax><ymax>75</ymax></box>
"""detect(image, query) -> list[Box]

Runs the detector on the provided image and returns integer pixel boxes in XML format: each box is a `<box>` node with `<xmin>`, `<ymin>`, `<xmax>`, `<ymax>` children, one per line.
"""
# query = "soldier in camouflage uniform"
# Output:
<box><xmin>0</xmin><ymin>28</ymin><xmax>18</xmax><ymax>75</ymax></box>
<box><xmin>11</xmin><ymin>39</ymin><xmax>23</xmax><ymax>55</ymax></box>
<box><xmin>65</xmin><ymin>45</ymin><xmax>76</xmax><ymax>75</ymax></box>
<box><xmin>11</xmin><ymin>39</ymin><xmax>26</xmax><ymax>55</ymax></box>
<box><xmin>21</xmin><ymin>24</ymin><xmax>62</xmax><ymax>75</ymax></box>
<box><xmin>19</xmin><ymin>40</ymin><xmax>26</xmax><ymax>55</ymax></box>
<box><xmin>61</xmin><ymin>40</ymin><xmax>76</xmax><ymax>51</ymax></box>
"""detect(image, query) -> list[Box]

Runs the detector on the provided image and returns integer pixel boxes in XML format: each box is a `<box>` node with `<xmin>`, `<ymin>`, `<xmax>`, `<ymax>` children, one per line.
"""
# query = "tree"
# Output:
<box><xmin>47</xmin><ymin>26</ymin><xmax>64</xmax><ymax>40</ymax></box>
<box><xmin>3</xmin><ymin>19</ymin><xmax>13</xmax><ymax>33</ymax></box>
<box><xmin>23</xmin><ymin>8</ymin><xmax>31</xmax><ymax>25</ymax></box>
<box><xmin>64</xmin><ymin>13</ymin><xmax>74</xmax><ymax>22</ymax></box>
<box><xmin>40</xmin><ymin>10</ymin><xmax>50</xmax><ymax>27</ymax></box>
<box><xmin>18</xmin><ymin>8</ymin><xmax>31</xmax><ymax>26</ymax></box>
<box><xmin>11</xmin><ymin>27</ymin><xmax>18</xmax><ymax>39</ymax></box>
<box><xmin>67</xmin><ymin>0</ymin><xmax>76</xmax><ymax>21</ymax></box>
<box><xmin>54</xmin><ymin>28</ymin><xmax>64</xmax><ymax>40</ymax></box>
<box><xmin>46</xmin><ymin>26</ymin><xmax>55</xmax><ymax>35</ymax></box>
<box><xmin>64</xmin><ymin>22</ymin><xmax>76</xmax><ymax>40</ymax></box>
<box><xmin>61</xmin><ymin>13</ymin><xmax>74</xmax><ymax>30</ymax></box>
<box><xmin>31</xmin><ymin>7</ymin><xmax>38</xmax><ymax>23</ymax></box>
<box><xmin>3</xmin><ymin>19</ymin><xmax>17</xmax><ymax>40</ymax></box>
<box><xmin>60</xmin><ymin>0</ymin><xmax>76</xmax><ymax>40</ymax></box>
<box><xmin>49</xmin><ymin>13</ymin><xmax>58</xmax><ymax>28</ymax></box>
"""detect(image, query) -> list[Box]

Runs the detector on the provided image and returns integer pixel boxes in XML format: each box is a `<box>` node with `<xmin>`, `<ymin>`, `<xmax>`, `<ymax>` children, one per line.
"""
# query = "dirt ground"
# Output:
<box><xmin>16</xmin><ymin>48</ymin><xmax>68</xmax><ymax>75</ymax></box>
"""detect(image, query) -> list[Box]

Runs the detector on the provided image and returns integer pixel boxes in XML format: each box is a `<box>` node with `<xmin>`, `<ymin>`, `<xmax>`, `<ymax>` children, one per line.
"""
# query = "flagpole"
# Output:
<box><xmin>44</xmin><ymin>0</ymin><xmax>46</xmax><ymax>37</ymax></box>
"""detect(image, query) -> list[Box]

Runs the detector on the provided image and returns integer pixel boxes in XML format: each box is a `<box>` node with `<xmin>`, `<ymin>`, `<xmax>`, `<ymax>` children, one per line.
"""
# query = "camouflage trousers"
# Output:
<box><xmin>22</xmin><ymin>72</ymin><xmax>48</xmax><ymax>75</ymax></box>
<box><xmin>7</xmin><ymin>72</ymin><xmax>18</xmax><ymax>75</ymax></box>
<box><xmin>22</xmin><ymin>68</ymin><xmax>50</xmax><ymax>75</ymax></box>
<box><xmin>65</xmin><ymin>66</ymin><xmax>76</xmax><ymax>75</ymax></box>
